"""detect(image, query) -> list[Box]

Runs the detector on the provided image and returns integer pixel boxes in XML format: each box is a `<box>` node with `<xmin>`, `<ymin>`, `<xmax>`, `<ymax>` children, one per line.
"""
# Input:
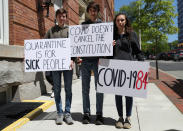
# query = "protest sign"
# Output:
<box><xmin>69</xmin><ymin>22</ymin><xmax>113</xmax><ymax>57</ymax></box>
<box><xmin>97</xmin><ymin>59</ymin><xmax>150</xmax><ymax>98</ymax></box>
<box><xmin>24</xmin><ymin>38</ymin><xmax>71</xmax><ymax>72</ymax></box>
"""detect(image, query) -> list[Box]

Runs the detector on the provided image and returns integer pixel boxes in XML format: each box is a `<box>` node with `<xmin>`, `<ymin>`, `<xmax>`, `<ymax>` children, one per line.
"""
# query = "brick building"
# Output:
<box><xmin>79</xmin><ymin>0</ymin><xmax>114</xmax><ymax>23</ymax></box>
<box><xmin>0</xmin><ymin>0</ymin><xmax>114</xmax><ymax>105</ymax></box>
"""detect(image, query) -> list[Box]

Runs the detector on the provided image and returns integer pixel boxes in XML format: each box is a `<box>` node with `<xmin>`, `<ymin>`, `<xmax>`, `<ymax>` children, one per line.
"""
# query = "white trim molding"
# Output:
<box><xmin>0</xmin><ymin>0</ymin><xmax>9</xmax><ymax>45</ymax></box>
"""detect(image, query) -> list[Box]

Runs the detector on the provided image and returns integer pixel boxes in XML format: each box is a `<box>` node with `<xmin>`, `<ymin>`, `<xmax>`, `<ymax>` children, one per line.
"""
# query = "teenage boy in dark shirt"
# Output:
<box><xmin>81</xmin><ymin>1</ymin><xmax>104</xmax><ymax>125</ymax></box>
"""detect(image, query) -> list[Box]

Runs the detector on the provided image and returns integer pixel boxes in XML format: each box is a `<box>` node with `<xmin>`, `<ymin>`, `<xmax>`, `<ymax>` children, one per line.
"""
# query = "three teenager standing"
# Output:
<box><xmin>44</xmin><ymin>1</ymin><xmax>143</xmax><ymax>129</ymax></box>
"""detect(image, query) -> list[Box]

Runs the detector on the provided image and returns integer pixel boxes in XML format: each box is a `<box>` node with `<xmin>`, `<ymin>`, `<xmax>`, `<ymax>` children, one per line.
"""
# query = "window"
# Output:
<box><xmin>53</xmin><ymin>0</ymin><xmax>62</xmax><ymax>12</ymax></box>
<box><xmin>0</xmin><ymin>0</ymin><xmax>9</xmax><ymax>45</ymax></box>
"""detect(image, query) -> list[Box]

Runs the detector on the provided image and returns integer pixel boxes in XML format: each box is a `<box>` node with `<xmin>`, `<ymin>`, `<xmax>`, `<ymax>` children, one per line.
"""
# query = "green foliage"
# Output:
<box><xmin>119</xmin><ymin>2</ymin><xmax>139</xmax><ymax>23</ymax></box>
<box><xmin>115</xmin><ymin>11</ymin><xmax>119</xmax><ymax>16</ymax></box>
<box><xmin>157</xmin><ymin>40</ymin><xmax>170</xmax><ymax>53</ymax></box>
<box><xmin>142</xmin><ymin>40</ymin><xmax>170</xmax><ymax>54</ymax></box>
<box><xmin>117</xmin><ymin>0</ymin><xmax>178</xmax><ymax>53</ymax></box>
<box><xmin>170</xmin><ymin>40</ymin><xmax>178</xmax><ymax>48</ymax></box>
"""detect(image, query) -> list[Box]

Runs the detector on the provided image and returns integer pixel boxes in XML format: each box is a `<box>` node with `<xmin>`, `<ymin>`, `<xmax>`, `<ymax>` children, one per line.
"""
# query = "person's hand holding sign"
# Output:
<box><xmin>113</xmin><ymin>40</ymin><xmax>116</xmax><ymax>46</ymax></box>
<box><xmin>70</xmin><ymin>60</ymin><xmax>74</xmax><ymax>69</ymax></box>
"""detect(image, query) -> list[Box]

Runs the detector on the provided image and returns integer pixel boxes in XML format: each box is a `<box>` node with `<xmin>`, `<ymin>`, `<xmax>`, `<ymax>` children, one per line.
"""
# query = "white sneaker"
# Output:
<box><xmin>51</xmin><ymin>91</ymin><xmax>54</xmax><ymax>98</ymax></box>
<box><xmin>124</xmin><ymin>118</ymin><xmax>131</xmax><ymax>129</ymax></box>
<box><xmin>115</xmin><ymin>117</ymin><xmax>124</xmax><ymax>128</ymax></box>
<box><xmin>56</xmin><ymin>114</ymin><xmax>64</xmax><ymax>125</ymax></box>
<box><xmin>64</xmin><ymin>113</ymin><xmax>74</xmax><ymax>125</ymax></box>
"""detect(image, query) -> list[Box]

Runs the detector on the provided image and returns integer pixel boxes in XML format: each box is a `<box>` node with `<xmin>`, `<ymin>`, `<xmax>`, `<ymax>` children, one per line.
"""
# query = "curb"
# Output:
<box><xmin>2</xmin><ymin>100</ymin><xmax>54</xmax><ymax>131</ymax></box>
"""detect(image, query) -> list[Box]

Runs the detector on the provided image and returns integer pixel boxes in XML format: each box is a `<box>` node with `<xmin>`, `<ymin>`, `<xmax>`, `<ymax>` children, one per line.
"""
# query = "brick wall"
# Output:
<box><xmin>9</xmin><ymin>0</ymin><xmax>55</xmax><ymax>46</ymax></box>
<box><xmin>9</xmin><ymin>0</ymin><xmax>113</xmax><ymax>46</ymax></box>
<box><xmin>106</xmin><ymin>0</ymin><xmax>114</xmax><ymax>21</ymax></box>
<box><xmin>63</xmin><ymin>0</ymin><xmax>79</xmax><ymax>25</ymax></box>
<box><xmin>94</xmin><ymin>0</ymin><xmax>114</xmax><ymax>22</ymax></box>
<box><xmin>9</xmin><ymin>0</ymin><xmax>79</xmax><ymax>46</ymax></box>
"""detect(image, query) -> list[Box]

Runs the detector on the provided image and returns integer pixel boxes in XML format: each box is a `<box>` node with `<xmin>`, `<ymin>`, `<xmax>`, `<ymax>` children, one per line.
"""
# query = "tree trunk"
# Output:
<box><xmin>155</xmin><ymin>37</ymin><xmax>159</xmax><ymax>79</ymax></box>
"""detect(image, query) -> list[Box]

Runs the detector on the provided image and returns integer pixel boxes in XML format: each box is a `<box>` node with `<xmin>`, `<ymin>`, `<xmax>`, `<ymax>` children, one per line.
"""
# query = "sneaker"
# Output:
<box><xmin>64</xmin><ymin>113</ymin><xmax>74</xmax><ymax>125</ymax></box>
<box><xmin>124</xmin><ymin>118</ymin><xmax>131</xmax><ymax>129</ymax></box>
<box><xmin>95</xmin><ymin>114</ymin><xmax>104</xmax><ymax>125</ymax></box>
<box><xmin>55</xmin><ymin>114</ymin><xmax>64</xmax><ymax>125</ymax></box>
<box><xmin>50</xmin><ymin>91</ymin><xmax>54</xmax><ymax>98</ymax></box>
<box><xmin>82</xmin><ymin>113</ymin><xmax>90</xmax><ymax>124</ymax></box>
<box><xmin>115</xmin><ymin>117</ymin><xmax>124</xmax><ymax>128</ymax></box>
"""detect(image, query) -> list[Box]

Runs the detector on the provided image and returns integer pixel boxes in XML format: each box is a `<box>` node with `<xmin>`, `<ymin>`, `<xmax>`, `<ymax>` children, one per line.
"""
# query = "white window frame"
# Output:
<box><xmin>0</xmin><ymin>0</ymin><xmax>3</xmax><ymax>44</ymax></box>
<box><xmin>0</xmin><ymin>0</ymin><xmax>9</xmax><ymax>45</ymax></box>
<box><xmin>53</xmin><ymin>0</ymin><xmax>62</xmax><ymax>12</ymax></box>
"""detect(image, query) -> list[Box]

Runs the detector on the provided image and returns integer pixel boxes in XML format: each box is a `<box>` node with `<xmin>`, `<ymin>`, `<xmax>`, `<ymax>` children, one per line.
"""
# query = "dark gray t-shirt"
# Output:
<box><xmin>44</xmin><ymin>25</ymin><xmax>68</xmax><ymax>39</ymax></box>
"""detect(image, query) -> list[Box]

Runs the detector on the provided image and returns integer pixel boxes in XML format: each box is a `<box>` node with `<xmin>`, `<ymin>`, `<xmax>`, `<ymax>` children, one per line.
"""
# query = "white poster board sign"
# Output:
<box><xmin>69</xmin><ymin>22</ymin><xmax>113</xmax><ymax>57</ymax></box>
<box><xmin>97</xmin><ymin>59</ymin><xmax>150</xmax><ymax>98</ymax></box>
<box><xmin>24</xmin><ymin>38</ymin><xmax>71</xmax><ymax>72</ymax></box>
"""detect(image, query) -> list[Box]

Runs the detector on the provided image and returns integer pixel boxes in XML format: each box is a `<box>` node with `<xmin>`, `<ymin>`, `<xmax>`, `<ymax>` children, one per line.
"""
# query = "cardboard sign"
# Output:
<box><xmin>69</xmin><ymin>22</ymin><xmax>113</xmax><ymax>57</ymax></box>
<box><xmin>24</xmin><ymin>38</ymin><xmax>71</xmax><ymax>72</ymax></box>
<box><xmin>97</xmin><ymin>59</ymin><xmax>150</xmax><ymax>98</ymax></box>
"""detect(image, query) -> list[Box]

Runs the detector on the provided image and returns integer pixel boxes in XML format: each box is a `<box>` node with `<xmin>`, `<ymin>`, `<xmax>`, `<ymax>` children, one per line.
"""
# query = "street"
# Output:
<box><xmin>149</xmin><ymin>60</ymin><xmax>183</xmax><ymax>79</ymax></box>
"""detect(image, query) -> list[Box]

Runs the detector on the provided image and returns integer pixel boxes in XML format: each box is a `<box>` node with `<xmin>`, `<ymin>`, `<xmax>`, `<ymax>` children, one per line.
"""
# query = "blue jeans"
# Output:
<box><xmin>115</xmin><ymin>95</ymin><xmax>133</xmax><ymax>117</ymax></box>
<box><xmin>81</xmin><ymin>61</ymin><xmax>104</xmax><ymax>115</ymax></box>
<box><xmin>52</xmin><ymin>70</ymin><xmax>73</xmax><ymax>115</ymax></box>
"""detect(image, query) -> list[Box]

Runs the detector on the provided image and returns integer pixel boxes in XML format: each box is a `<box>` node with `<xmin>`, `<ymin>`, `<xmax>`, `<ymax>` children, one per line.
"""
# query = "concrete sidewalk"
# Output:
<box><xmin>18</xmin><ymin>77</ymin><xmax>183</xmax><ymax>131</ymax></box>
<box><xmin>149</xmin><ymin>67</ymin><xmax>183</xmax><ymax>114</ymax></box>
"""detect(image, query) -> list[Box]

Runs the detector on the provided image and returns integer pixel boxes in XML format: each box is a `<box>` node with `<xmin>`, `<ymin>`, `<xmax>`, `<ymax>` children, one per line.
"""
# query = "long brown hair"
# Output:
<box><xmin>114</xmin><ymin>13</ymin><xmax>133</xmax><ymax>40</ymax></box>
